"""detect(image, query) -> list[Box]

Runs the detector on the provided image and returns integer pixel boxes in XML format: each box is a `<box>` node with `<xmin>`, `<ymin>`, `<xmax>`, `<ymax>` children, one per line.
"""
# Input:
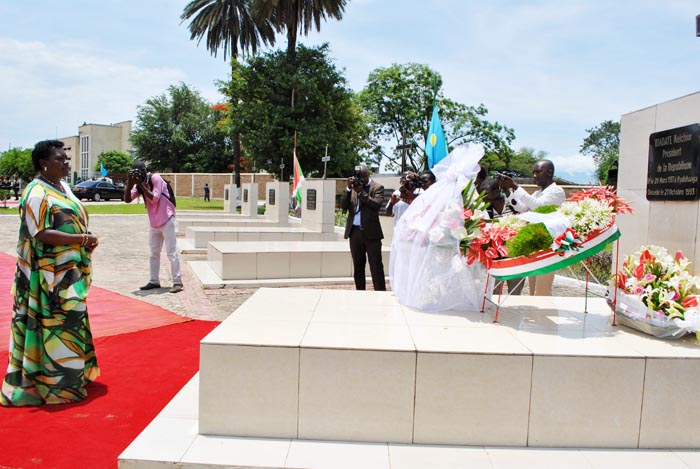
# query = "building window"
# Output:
<box><xmin>80</xmin><ymin>135</ymin><xmax>89</xmax><ymax>180</ymax></box>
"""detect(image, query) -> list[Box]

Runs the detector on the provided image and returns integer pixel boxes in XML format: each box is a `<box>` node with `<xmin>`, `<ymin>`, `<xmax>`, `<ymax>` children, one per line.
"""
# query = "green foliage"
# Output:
<box><xmin>581</xmin><ymin>120</ymin><xmax>620</xmax><ymax>184</ymax></box>
<box><xmin>356</xmin><ymin>63</ymin><xmax>514</xmax><ymax>171</ymax></box>
<box><xmin>222</xmin><ymin>43</ymin><xmax>365</xmax><ymax>179</ymax></box>
<box><xmin>0</xmin><ymin>147</ymin><xmax>35</xmax><ymax>182</ymax></box>
<box><xmin>484</xmin><ymin>146</ymin><xmax>543</xmax><ymax>177</ymax></box>
<box><xmin>250</xmin><ymin>0</ymin><xmax>346</xmax><ymax>63</ymax></box>
<box><xmin>335</xmin><ymin>209</ymin><xmax>348</xmax><ymax>227</ymax></box>
<box><xmin>565</xmin><ymin>250</ymin><xmax>612</xmax><ymax>284</ymax></box>
<box><xmin>181</xmin><ymin>0</ymin><xmax>276</xmax><ymax>61</ymax></box>
<box><xmin>505</xmin><ymin>223</ymin><xmax>554</xmax><ymax>258</ymax></box>
<box><xmin>0</xmin><ymin>189</ymin><xmax>11</xmax><ymax>207</ymax></box>
<box><xmin>130</xmin><ymin>83</ymin><xmax>232</xmax><ymax>173</ymax></box>
<box><xmin>94</xmin><ymin>150</ymin><xmax>133</xmax><ymax>173</ymax></box>
<box><xmin>533</xmin><ymin>205</ymin><xmax>558</xmax><ymax>214</ymax></box>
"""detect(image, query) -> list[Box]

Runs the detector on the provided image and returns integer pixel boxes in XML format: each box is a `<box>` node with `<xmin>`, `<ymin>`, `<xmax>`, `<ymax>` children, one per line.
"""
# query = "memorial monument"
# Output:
<box><xmin>617</xmin><ymin>91</ymin><xmax>700</xmax><ymax>269</ymax></box>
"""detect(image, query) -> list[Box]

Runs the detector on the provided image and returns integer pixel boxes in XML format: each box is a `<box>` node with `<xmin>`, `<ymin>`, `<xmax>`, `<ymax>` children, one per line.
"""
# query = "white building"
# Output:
<box><xmin>59</xmin><ymin>121</ymin><xmax>132</xmax><ymax>182</ymax></box>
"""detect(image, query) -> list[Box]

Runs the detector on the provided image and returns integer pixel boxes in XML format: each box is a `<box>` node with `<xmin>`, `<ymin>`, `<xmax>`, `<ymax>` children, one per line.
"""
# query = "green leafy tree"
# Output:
<box><xmin>94</xmin><ymin>150</ymin><xmax>133</xmax><ymax>174</ymax></box>
<box><xmin>130</xmin><ymin>83</ymin><xmax>227</xmax><ymax>172</ymax></box>
<box><xmin>181</xmin><ymin>0</ymin><xmax>276</xmax><ymax>186</ymax></box>
<box><xmin>581</xmin><ymin>120</ymin><xmax>620</xmax><ymax>184</ymax></box>
<box><xmin>0</xmin><ymin>147</ymin><xmax>35</xmax><ymax>182</ymax></box>
<box><xmin>357</xmin><ymin>63</ymin><xmax>514</xmax><ymax>171</ymax></box>
<box><xmin>501</xmin><ymin>147</ymin><xmax>546</xmax><ymax>177</ymax></box>
<box><xmin>225</xmin><ymin>43</ymin><xmax>365</xmax><ymax>179</ymax></box>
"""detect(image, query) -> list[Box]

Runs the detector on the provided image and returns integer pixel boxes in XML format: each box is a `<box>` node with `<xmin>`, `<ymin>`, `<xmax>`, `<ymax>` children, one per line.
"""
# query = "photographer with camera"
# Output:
<box><xmin>123</xmin><ymin>160</ymin><xmax>183</xmax><ymax>294</ymax></box>
<box><xmin>385</xmin><ymin>171</ymin><xmax>420</xmax><ymax>224</ymax></box>
<box><xmin>341</xmin><ymin>164</ymin><xmax>386</xmax><ymax>291</ymax></box>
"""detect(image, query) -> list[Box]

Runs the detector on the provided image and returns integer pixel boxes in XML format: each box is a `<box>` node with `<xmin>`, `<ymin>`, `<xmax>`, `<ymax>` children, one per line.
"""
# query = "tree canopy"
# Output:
<box><xmin>251</xmin><ymin>0</ymin><xmax>346</xmax><ymax>63</ymax></box>
<box><xmin>581</xmin><ymin>120</ymin><xmax>620</xmax><ymax>184</ymax></box>
<box><xmin>0</xmin><ymin>147</ymin><xmax>34</xmax><ymax>182</ymax></box>
<box><xmin>94</xmin><ymin>150</ymin><xmax>133</xmax><ymax>174</ymax></box>
<box><xmin>130</xmin><ymin>83</ymin><xmax>232</xmax><ymax>173</ymax></box>
<box><xmin>181</xmin><ymin>0</ymin><xmax>276</xmax><ymax>60</ymax></box>
<box><xmin>356</xmin><ymin>63</ymin><xmax>515</xmax><ymax>171</ymax></box>
<box><xmin>222</xmin><ymin>43</ymin><xmax>366</xmax><ymax>179</ymax></box>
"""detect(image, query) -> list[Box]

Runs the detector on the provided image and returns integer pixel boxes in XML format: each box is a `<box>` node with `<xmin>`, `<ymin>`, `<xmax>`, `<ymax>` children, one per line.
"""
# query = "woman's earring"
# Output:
<box><xmin>43</xmin><ymin>167</ymin><xmax>47</xmax><ymax>171</ymax></box>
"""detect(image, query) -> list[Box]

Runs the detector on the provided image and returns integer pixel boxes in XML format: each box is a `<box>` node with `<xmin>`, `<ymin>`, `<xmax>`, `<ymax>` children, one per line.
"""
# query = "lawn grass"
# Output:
<box><xmin>85</xmin><ymin>197</ymin><xmax>224</xmax><ymax>214</ymax></box>
<box><xmin>0</xmin><ymin>197</ymin><xmax>224</xmax><ymax>216</ymax></box>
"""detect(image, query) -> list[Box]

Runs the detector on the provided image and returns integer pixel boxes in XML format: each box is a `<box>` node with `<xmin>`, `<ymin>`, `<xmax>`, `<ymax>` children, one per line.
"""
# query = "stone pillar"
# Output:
<box><xmin>241</xmin><ymin>183</ymin><xmax>258</xmax><ymax>218</ymax></box>
<box><xmin>265</xmin><ymin>181</ymin><xmax>289</xmax><ymax>226</ymax></box>
<box><xmin>301</xmin><ymin>180</ymin><xmax>336</xmax><ymax>234</ymax></box>
<box><xmin>222</xmin><ymin>184</ymin><xmax>239</xmax><ymax>213</ymax></box>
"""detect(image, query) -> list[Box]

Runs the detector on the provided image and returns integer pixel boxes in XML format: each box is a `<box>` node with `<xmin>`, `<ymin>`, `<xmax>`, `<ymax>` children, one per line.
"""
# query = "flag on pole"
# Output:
<box><xmin>292</xmin><ymin>133</ymin><xmax>305</xmax><ymax>207</ymax></box>
<box><xmin>100</xmin><ymin>163</ymin><xmax>108</xmax><ymax>177</ymax></box>
<box><xmin>425</xmin><ymin>104</ymin><xmax>448</xmax><ymax>169</ymax></box>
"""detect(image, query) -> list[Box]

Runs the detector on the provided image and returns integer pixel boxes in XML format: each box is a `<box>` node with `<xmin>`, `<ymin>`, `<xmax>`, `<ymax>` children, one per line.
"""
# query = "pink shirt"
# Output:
<box><xmin>130</xmin><ymin>173</ymin><xmax>176</xmax><ymax>228</ymax></box>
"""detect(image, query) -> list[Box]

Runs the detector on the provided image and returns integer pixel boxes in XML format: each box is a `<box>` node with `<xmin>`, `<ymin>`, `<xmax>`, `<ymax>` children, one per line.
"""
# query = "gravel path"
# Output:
<box><xmin>0</xmin><ymin>211</ymin><xmax>590</xmax><ymax>322</ymax></box>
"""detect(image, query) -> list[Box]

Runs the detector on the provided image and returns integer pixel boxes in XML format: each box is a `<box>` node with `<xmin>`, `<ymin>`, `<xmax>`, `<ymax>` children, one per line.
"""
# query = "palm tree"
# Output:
<box><xmin>181</xmin><ymin>0</ymin><xmax>276</xmax><ymax>186</ymax></box>
<box><xmin>252</xmin><ymin>0</ymin><xmax>347</xmax><ymax>64</ymax></box>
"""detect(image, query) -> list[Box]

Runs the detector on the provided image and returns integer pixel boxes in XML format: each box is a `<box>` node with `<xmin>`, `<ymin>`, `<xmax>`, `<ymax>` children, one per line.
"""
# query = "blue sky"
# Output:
<box><xmin>1</xmin><ymin>0</ymin><xmax>699</xmax><ymax>183</ymax></box>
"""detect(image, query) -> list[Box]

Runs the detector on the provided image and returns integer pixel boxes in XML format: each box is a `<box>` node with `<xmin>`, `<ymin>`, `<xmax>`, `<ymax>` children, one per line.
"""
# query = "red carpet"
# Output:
<box><xmin>0</xmin><ymin>252</ymin><xmax>190</xmax><ymax>341</ymax></box>
<box><xmin>0</xmin><ymin>320</ymin><xmax>218</xmax><ymax>469</ymax></box>
<box><xmin>0</xmin><ymin>253</ymin><xmax>221</xmax><ymax>468</ymax></box>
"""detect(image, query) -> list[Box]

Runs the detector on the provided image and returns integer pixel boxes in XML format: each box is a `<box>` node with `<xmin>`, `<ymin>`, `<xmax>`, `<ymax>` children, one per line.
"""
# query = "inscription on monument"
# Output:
<box><xmin>647</xmin><ymin>124</ymin><xmax>700</xmax><ymax>201</ymax></box>
<box><xmin>268</xmin><ymin>189</ymin><xmax>276</xmax><ymax>206</ymax></box>
<box><xmin>307</xmin><ymin>189</ymin><xmax>317</xmax><ymax>210</ymax></box>
<box><xmin>243</xmin><ymin>189</ymin><xmax>249</xmax><ymax>203</ymax></box>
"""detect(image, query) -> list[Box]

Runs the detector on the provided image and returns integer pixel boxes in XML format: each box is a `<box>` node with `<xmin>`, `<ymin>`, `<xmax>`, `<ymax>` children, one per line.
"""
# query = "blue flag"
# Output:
<box><xmin>425</xmin><ymin>104</ymin><xmax>448</xmax><ymax>169</ymax></box>
<box><xmin>100</xmin><ymin>163</ymin><xmax>108</xmax><ymax>177</ymax></box>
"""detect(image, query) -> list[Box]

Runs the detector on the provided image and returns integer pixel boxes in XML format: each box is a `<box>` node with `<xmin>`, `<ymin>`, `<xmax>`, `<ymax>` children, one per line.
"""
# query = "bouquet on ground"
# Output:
<box><xmin>612</xmin><ymin>245</ymin><xmax>700</xmax><ymax>339</ymax></box>
<box><xmin>462</xmin><ymin>186</ymin><xmax>631</xmax><ymax>269</ymax></box>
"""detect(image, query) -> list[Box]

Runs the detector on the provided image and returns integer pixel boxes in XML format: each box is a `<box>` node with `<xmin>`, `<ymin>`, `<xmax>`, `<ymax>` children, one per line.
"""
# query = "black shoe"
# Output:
<box><xmin>169</xmin><ymin>284</ymin><xmax>184</xmax><ymax>294</ymax></box>
<box><xmin>140</xmin><ymin>282</ymin><xmax>161</xmax><ymax>290</ymax></box>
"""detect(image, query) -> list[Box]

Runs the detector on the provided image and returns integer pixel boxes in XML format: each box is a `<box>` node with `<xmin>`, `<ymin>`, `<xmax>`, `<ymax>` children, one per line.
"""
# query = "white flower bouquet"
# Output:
<box><xmin>611</xmin><ymin>245</ymin><xmax>700</xmax><ymax>339</ymax></box>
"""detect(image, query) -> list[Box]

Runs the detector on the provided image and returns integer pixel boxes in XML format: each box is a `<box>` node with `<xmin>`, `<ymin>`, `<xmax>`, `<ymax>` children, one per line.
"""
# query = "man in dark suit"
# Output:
<box><xmin>341</xmin><ymin>164</ymin><xmax>386</xmax><ymax>291</ymax></box>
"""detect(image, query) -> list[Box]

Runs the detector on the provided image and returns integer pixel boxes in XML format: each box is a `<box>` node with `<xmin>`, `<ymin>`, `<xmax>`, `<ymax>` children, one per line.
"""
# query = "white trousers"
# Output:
<box><xmin>149</xmin><ymin>216</ymin><xmax>182</xmax><ymax>285</ymax></box>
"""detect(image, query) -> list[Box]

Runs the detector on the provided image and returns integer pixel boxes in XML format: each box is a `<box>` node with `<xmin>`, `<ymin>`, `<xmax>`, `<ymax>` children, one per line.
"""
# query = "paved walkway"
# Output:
<box><xmin>0</xmin><ymin>213</ymin><xmax>360</xmax><ymax>322</ymax></box>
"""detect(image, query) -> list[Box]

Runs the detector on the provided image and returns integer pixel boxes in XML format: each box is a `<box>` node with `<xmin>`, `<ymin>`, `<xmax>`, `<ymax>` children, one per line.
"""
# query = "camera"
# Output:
<box><xmin>130</xmin><ymin>168</ymin><xmax>147</xmax><ymax>181</ymax></box>
<box><xmin>350</xmin><ymin>166</ymin><xmax>363</xmax><ymax>188</ymax></box>
<box><xmin>401</xmin><ymin>172</ymin><xmax>422</xmax><ymax>191</ymax></box>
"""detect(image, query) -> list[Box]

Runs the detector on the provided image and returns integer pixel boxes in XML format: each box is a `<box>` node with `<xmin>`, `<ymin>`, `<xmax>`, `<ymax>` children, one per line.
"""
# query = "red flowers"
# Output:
<box><xmin>569</xmin><ymin>187</ymin><xmax>633</xmax><ymax>214</ymax></box>
<box><xmin>466</xmin><ymin>224</ymin><xmax>517</xmax><ymax>269</ymax></box>
<box><xmin>683</xmin><ymin>296</ymin><xmax>699</xmax><ymax>308</ymax></box>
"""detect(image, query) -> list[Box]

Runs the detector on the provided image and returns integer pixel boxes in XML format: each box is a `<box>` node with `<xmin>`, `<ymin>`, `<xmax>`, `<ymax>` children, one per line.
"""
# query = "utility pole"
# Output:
<box><xmin>321</xmin><ymin>145</ymin><xmax>331</xmax><ymax>179</ymax></box>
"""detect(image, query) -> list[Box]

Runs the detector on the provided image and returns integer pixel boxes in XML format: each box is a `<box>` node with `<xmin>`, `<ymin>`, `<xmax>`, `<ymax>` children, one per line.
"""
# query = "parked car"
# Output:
<box><xmin>72</xmin><ymin>180</ymin><xmax>124</xmax><ymax>201</ymax></box>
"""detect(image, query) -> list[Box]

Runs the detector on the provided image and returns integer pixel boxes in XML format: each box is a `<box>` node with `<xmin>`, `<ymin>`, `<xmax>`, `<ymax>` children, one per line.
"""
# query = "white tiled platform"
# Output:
<box><xmin>177</xmin><ymin>216</ymin><xmax>298</xmax><ymax>236</ymax></box>
<box><xmin>119</xmin><ymin>376</ymin><xmax>700</xmax><ymax>469</ymax></box>
<box><xmin>199</xmin><ymin>241</ymin><xmax>391</xmax><ymax>282</ymax></box>
<box><xmin>191</xmin><ymin>289</ymin><xmax>700</xmax><ymax>449</ymax></box>
<box><xmin>120</xmin><ymin>290</ymin><xmax>700</xmax><ymax>468</ymax></box>
<box><xmin>180</xmin><ymin>225</ymin><xmax>343</xmax><ymax>252</ymax></box>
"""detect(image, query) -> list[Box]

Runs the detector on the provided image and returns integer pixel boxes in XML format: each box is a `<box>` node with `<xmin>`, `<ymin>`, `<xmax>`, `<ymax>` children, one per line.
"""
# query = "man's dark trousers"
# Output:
<box><xmin>349</xmin><ymin>225</ymin><xmax>386</xmax><ymax>291</ymax></box>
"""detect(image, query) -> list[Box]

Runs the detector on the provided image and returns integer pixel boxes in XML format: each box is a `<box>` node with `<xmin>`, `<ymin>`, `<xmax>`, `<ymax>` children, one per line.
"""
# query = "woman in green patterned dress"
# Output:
<box><xmin>1</xmin><ymin>140</ymin><xmax>100</xmax><ymax>406</ymax></box>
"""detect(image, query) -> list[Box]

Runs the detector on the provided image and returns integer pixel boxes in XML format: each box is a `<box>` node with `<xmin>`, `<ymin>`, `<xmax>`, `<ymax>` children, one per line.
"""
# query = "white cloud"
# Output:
<box><xmin>0</xmin><ymin>37</ymin><xmax>214</xmax><ymax>149</ymax></box>
<box><xmin>548</xmin><ymin>153</ymin><xmax>597</xmax><ymax>184</ymax></box>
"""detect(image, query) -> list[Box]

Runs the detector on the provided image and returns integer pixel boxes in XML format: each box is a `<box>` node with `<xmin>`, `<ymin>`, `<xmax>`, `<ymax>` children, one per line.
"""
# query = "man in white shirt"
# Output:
<box><xmin>500</xmin><ymin>159</ymin><xmax>566</xmax><ymax>296</ymax></box>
